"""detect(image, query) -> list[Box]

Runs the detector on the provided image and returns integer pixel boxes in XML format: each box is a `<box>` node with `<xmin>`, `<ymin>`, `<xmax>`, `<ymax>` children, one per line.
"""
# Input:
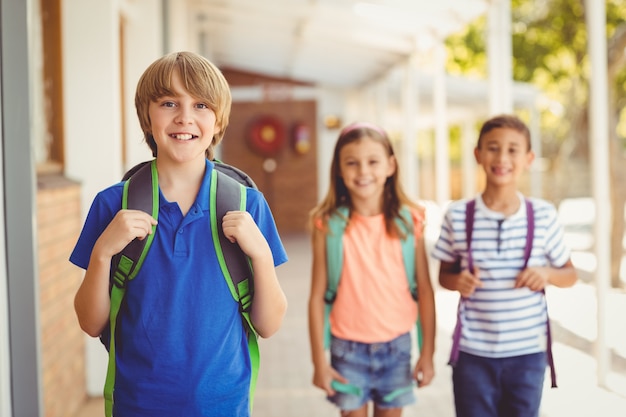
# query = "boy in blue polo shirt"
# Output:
<box><xmin>431</xmin><ymin>114</ymin><xmax>577</xmax><ymax>417</ymax></box>
<box><xmin>70</xmin><ymin>51</ymin><xmax>288</xmax><ymax>417</ymax></box>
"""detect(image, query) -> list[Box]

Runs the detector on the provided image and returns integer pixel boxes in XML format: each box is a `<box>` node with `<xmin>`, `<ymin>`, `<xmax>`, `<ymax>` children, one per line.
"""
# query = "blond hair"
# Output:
<box><xmin>134</xmin><ymin>51</ymin><xmax>232</xmax><ymax>159</ymax></box>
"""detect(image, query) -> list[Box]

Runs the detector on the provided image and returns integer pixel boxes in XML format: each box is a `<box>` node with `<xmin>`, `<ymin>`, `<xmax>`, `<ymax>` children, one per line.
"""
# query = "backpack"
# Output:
<box><xmin>448</xmin><ymin>198</ymin><xmax>557</xmax><ymax>388</ymax></box>
<box><xmin>104</xmin><ymin>159</ymin><xmax>260</xmax><ymax>417</ymax></box>
<box><xmin>324</xmin><ymin>206</ymin><xmax>424</xmax><ymax>351</ymax></box>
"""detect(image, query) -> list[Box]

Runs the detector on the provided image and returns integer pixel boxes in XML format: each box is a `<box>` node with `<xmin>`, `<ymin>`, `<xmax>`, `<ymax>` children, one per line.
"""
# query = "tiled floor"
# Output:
<box><xmin>73</xmin><ymin>233</ymin><xmax>626</xmax><ymax>417</ymax></box>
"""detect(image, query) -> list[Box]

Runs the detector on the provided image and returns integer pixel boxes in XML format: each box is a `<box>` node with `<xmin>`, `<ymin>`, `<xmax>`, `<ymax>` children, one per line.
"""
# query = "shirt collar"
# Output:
<box><xmin>475</xmin><ymin>192</ymin><xmax>527</xmax><ymax>221</ymax></box>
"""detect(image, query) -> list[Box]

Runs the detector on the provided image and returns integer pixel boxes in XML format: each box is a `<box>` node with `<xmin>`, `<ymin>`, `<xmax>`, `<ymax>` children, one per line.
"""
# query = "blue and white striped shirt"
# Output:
<box><xmin>431</xmin><ymin>193</ymin><xmax>571</xmax><ymax>358</ymax></box>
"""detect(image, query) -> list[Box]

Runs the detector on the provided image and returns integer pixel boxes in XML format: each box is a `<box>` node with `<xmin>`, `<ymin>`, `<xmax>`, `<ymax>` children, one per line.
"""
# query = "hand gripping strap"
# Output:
<box><xmin>105</xmin><ymin>160</ymin><xmax>159</xmax><ymax>417</ymax></box>
<box><xmin>112</xmin><ymin>160</ymin><xmax>159</xmax><ymax>287</ymax></box>
<box><xmin>209</xmin><ymin>169</ymin><xmax>259</xmax><ymax>410</ymax></box>
<box><xmin>210</xmin><ymin>170</ymin><xmax>254</xmax><ymax>310</ymax></box>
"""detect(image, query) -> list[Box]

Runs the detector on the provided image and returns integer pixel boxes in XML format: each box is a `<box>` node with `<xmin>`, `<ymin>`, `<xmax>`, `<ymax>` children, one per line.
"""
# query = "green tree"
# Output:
<box><xmin>445</xmin><ymin>0</ymin><xmax>626</xmax><ymax>288</ymax></box>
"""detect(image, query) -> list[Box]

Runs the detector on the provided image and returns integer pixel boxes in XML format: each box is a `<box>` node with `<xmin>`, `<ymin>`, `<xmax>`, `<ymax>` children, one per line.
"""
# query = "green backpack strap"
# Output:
<box><xmin>324</xmin><ymin>206</ymin><xmax>422</xmax><ymax>352</ymax></box>
<box><xmin>209</xmin><ymin>169</ymin><xmax>259</xmax><ymax>411</ymax></box>
<box><xmin>105</xmin><ymin>160</ymin><xmax>159</xmax><ymax>417</ymax></box>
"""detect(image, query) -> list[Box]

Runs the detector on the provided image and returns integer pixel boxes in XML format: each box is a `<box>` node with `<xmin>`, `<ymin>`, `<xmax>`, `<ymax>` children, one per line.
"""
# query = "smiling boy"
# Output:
<box><xmin>70</xmin><ymin>51</ymin><xmax>288</xmax><ymax>417</ymax></box>
<box><xmin>431</xmin><ymin>114</ymin><xmax>577</xmax><ymax>417</ymax></box>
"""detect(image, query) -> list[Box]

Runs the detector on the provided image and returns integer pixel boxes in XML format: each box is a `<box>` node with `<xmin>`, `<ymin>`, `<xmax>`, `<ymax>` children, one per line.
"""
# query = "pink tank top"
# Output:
<box><xmin>329</xmin><ymin>209</ymin><xmax>423</xmax><ymax>343</ymax></box>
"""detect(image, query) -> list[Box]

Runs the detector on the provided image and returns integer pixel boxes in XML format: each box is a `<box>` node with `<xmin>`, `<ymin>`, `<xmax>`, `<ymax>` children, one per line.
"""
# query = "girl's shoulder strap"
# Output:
<box><xmin>397</xmin><ymin>205</ymin><xmax>417</xmax><ymax>300</ymax></box>
<box><xmin>327</xmin><ymin>205</ymin><xmax>350</xmax><ymax>237</ymax></box>
<box><xmin>325</xmin><ymin>205</ymin><xmax>349</xmax><ymax>302</ymax></box>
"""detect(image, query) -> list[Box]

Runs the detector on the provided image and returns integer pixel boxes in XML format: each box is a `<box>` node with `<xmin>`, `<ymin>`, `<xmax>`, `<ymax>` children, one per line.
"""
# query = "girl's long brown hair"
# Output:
<box><xmin>308</xmin><ymin>122</ymin><xmax>416</xmax><ymax>238</ymax></box>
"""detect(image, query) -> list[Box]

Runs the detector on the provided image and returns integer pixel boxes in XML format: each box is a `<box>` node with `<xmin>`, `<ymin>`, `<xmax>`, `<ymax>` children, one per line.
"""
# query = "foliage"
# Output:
<box><xmin>445</xmin><ymin>0</ymin><xmax>626</xmax><ymax>151</ymax></box>
<box><xmin>445</xmin><ymin>0</ymin><xmax>626</xmax><ymax>287</ymax></box>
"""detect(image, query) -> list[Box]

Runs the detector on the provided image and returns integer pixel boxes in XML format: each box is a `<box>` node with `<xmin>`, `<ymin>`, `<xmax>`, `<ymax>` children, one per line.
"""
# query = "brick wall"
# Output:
<box><xmin>37</xmin><ymin>175</ymin><xmax>86</xmax><ymax>417</ymax></box>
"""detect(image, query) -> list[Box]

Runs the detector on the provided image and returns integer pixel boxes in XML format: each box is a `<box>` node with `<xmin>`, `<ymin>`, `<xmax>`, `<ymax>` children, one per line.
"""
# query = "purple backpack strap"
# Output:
<box><xmin>523</xmin><ymin>200</ymin><xmax>557</xmax><ymax>388</ymax></box>
<box><xmin>466</xmin><ymin>200</ymin><xmax>477</xmax><ymax>272</ymax></box>
<box><xmin>447</xmin><ymin>200</ymin><xmax>476</xmax><ymax>366</ymax></box>
<box><xmin>449</xmin><ymin>199</ymin><xmax>557</xmax><ymax>387</ymax></box>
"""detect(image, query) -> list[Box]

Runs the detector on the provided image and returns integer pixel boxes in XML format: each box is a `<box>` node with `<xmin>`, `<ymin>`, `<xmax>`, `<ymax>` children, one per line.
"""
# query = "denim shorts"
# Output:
<box><xmin>328</xmin><ymin>332</ymin><xmax>416</xmax><ymax>411</ymax></box>
<box><xmin>452</xmin><ymin>351</ymin><xmax>547</xmax><ymax>417</ymax></box>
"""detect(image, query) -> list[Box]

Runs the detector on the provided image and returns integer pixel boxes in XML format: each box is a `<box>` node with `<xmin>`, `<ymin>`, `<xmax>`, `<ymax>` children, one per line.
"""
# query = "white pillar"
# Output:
<box><xmin>346</xmin><ymin>91</ymin><xmax>359</xmax><ymax>123</ymax></box>
<box><xmin>461</xmin><ymin>120</ymin><xmax>476</xmax><ymax>199</ymax></box>
<box><xmin>63</xmin><ymin>0</ymin><xmax>123</xmax><ymax>209</ymax></box>
<box><xmin>529</xmin><ymin>106</ymin><xmax>543</xmax><ymax>197</ymax></box>
<box><xmin>164</xmin><ymin>0</ymin><xmax>191</xmax><ymax>53</ymax></box>
<box><xmin>121</xmin><ymin>0</ymin><xmax>164</xmax><ymax>171</ymax></box>
<box><xmin>401</xmin><ymin>54</ymin><xmax>419</xmax><ymax>200</ymax></box>
<box><xmin>62</xmin><ymin>0</ymin><xmax>123</xmax><ymax>395</ymax></box>
<box><xmin>316</xmin><ymin>88</ymin><xmax>345</xmax><ymax>202</ymax></box>
<box><xmin>487</xmin><ymin>0</ymin><xmax>513</xmax><ymax>115</ymax></box>
<box><xmin>433</xmin><ymin>44</ymin><xmax>450</xmax><ymax>205</ymax></box>
<box><xmin>376</xmin><ymin>78</ymin><xmax>389</xmax><ymax>130</ymax></box>
<box><xmin>585</xmin><ymin>0</ymin><xmax>611</xmax><ymax>388</ymax></box>
<box><xmin>365</xmin><ymin>85</ymin><xmax>377</xmax><ymax>122</ymax></box>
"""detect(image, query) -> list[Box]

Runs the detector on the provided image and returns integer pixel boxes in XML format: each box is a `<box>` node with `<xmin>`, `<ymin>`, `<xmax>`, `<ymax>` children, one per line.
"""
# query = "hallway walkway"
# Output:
<box><xmin>75</xmin><ymin>233</ymin><xmax>626</xmax><ymax>417</ymax></box>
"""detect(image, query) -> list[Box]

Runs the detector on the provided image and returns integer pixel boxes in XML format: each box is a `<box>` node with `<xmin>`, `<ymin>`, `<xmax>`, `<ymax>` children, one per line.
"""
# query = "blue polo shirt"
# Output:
<box><xmin>70</xmin><ymin>159</ymin><xmax>287</xmax><ymax>417</ymax></box>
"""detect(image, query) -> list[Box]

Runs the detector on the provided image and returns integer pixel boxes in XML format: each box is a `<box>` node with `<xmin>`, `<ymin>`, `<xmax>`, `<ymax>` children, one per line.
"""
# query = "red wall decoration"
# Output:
<box><xmin>246</xmin><ymin>115</ymin><xmax>285</xmax><ymax>157</ymax></box>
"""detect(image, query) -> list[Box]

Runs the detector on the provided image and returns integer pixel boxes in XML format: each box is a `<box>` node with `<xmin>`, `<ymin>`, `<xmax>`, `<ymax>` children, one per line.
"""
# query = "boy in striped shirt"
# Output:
<box><xmin>431</xmin><ymin>114</ymin><xmax>577</xmax><ymax>417</ymax></box>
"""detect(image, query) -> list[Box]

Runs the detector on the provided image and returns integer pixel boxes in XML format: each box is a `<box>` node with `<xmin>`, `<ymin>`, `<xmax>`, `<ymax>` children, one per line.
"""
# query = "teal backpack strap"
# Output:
<box><xmin>324</xmin><ymin>206</ymin><xmax>349</xmax><ymax>349</ymax></box>
<box><xmin>209</xmin><ymin>169</ymin><xmax>259</xmax><ymax>411</ymax></box>
<box><xmin>105</xmin><ymin>160</ymin><xmax>159</xmax><ymax>417</ymax></box>
<box><xmin>395</xmin><ymin>207</ymin><xmax>423</xmax><ymax>353</ymax></box>
<box><xmin>396</xmin><ymin>207</ymin><xmax>416</xmax><ymax>299</ymax></box>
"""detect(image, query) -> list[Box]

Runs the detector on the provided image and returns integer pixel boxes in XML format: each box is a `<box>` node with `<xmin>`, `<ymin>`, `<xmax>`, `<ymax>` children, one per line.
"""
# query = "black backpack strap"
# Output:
<box><xmin>209</xmin><ymin>168</ymin><xmax>260</xmax><ymax>407</ymax></box>
<box><xmin>111</xmin><ymin>160</ymin><xmax>159</xmax><ymax>288</ymax></box>
<box><xmin>122</xmin><ymin>160</ymin><xmax>150</xmax><ymax>181</ymax></box>
<box><xmin>105</xmin><ymin>160</ymin><xmax>158</xmax><ymax>417</ymax></box>
<box><xmin>211</xmin><ymin>170</ymin><xmax>254</xmax><ymax>313</ymax></box>
<box><xmin>214</xmin><ymin>159</ymin><xmax>258</xmax><ymax>189</ymax></box>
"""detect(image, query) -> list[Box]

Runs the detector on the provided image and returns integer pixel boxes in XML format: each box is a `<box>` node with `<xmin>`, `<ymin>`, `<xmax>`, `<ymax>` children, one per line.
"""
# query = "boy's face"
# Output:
<box><xmin>148</xmin><ymin>69</ymin><xmax>219</xmax><ymax>164</ymax></box>
<box><xmin>338</xmin><ymin>137</ymin><xmax>396</xmax><ymax>204</ymax></box>
<box><xmin>474</xmin><ymin>127</ymin><xmax>534</xmax><ymax>188</ymax></box>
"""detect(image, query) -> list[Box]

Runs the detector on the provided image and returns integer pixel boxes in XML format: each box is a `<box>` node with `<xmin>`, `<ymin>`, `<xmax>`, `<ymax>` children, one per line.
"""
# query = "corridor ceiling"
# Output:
<box><xmin>188</xmin><ymin>0</ymin><xmax>491</xmax><ymax>89</ymax></box>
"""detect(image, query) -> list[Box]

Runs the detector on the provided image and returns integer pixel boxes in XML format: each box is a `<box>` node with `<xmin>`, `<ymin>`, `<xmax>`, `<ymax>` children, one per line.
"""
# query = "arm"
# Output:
<box><xmin>307</xmin><ymin>227</ymin><xmax>344</xmax><ymax>395</ymax></box>
<box><xmin>222</xmin><ymin>211</ymin><xmax>287</xmax><ymax>338</ymax></box>
<box><xmin>515</xmin><ymin>259</ymin><xmax>578</xmax><ymax>291</ymax></box>
<box><xmin>438</xmin><ymin>260</ymin><xmax>483</xmax><ymax>298</ymax></box>
<box><xmin>74</xmin><ymin>209</ymin><xmax>157</xmax><ymax>337</ymax></box>
<box><xmin>413</xmin><ymin>235</ymin><xmax>436</xmax><ymax>387</ymax></box>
